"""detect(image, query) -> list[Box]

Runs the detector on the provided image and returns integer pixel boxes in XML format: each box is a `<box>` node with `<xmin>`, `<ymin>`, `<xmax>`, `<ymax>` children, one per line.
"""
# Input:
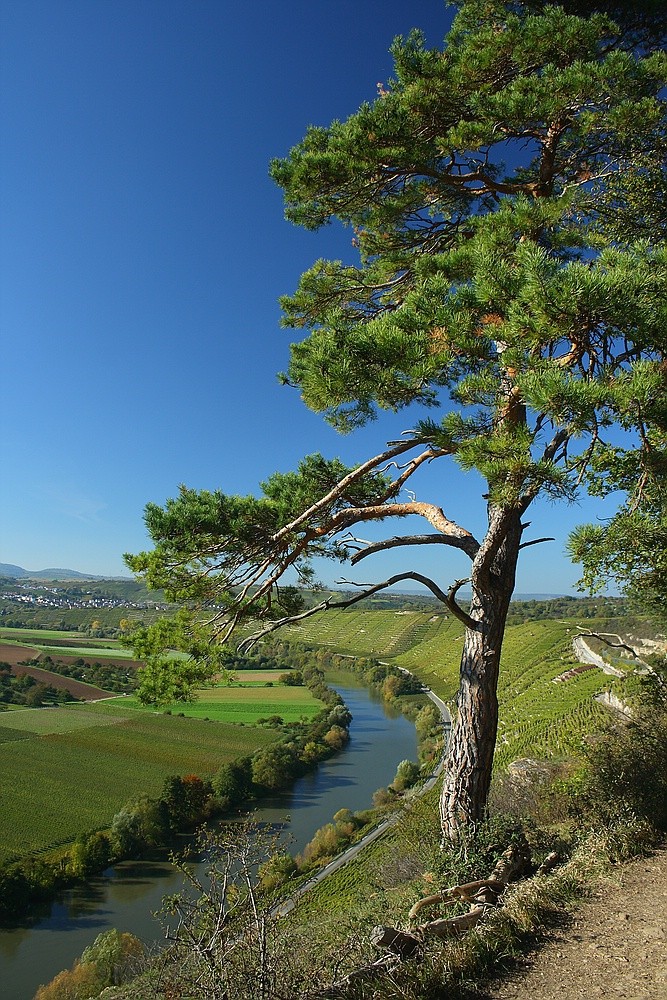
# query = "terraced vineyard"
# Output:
<box><xmin>284</xmin><ymin>609</ymin><xmax>445</xmax><ymax>658</ymax></box>
<box><xmin>288</xmin><ymin>610</ymin><xmax>630</xmax><ymax>768</ymax></box>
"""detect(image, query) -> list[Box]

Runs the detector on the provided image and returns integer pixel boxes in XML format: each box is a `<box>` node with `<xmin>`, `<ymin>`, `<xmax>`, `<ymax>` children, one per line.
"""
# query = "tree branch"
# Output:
<box><xmin>237</xmin><ymin>571</ymin><xmax>473</xmax><ymax>650</ymax></box>
<box><xmin>519</xmin><ymin>536</ymin><xmax>555</xmax><ymax>551</ymax></box>
<box><xmin>445</xmin><ymin>577</ymin><xmax>477</xmax><ymax>629</ymax></box>
<box><xmin>312</xmin><ymin>502</ymin><xmax>480</xmax><ymax>556</ymax></box>
<box><xmin>271</xmin><ymin>438</ymin><xmax>428</xmax><ymax>545</ymax></box>
<box><xmin>573</xmin><ymin>626</ymin><xmax>645</xmax><ymax>661</ymax></box>
<box><xmin>350</xmin><ymin>532</ymin><xmax>479</xmax><ymax>565</ymax></box>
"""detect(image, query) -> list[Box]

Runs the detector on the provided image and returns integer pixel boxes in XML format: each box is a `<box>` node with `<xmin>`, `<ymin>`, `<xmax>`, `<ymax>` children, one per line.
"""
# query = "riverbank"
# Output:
<box><xmin>1</xmin><ymin>678</ymin><xmax>419</xmax><ymax>1000</ymax></box>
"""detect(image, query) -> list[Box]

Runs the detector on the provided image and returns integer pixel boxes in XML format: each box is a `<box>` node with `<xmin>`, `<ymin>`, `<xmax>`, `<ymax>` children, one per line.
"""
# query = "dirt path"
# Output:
<box><xmin>479</xmin><ymin>849</ymin><xmax>667</xmax><ymax>1000</ymax></box>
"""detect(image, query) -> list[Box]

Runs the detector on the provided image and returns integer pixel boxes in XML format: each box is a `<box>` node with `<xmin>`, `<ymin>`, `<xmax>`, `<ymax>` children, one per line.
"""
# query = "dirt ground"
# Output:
<box><xmin>0</xmin><ymin>642</ymin><xmax>110</xmax><ymax>699</ymax></box>
<box><xmin>478</xmin><ymin>848</ymin><xmax>667</xmax><ymax>1000</ymax></box>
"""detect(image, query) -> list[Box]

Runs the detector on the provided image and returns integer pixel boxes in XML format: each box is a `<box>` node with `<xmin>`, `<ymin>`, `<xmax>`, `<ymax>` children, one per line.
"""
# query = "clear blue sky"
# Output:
<box><xmin>1</xmin><ymin>0</ymin><xmax>620</xmax><ymax>594</ymax></box>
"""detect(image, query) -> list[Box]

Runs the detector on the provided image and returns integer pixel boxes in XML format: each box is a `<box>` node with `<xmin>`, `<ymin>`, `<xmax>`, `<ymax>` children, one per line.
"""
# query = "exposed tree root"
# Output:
<box><xmin>310</xmin><ymin>842</ymin><xmax>562</xmax><ymax>997</ymax></box>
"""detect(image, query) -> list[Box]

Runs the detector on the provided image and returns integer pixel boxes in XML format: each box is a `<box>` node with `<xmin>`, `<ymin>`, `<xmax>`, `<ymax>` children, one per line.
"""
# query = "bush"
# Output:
<box><xmin>34</xmin><ymin>961</ymin><xmax>102</xmax><ymax>1000</ymax></box>
<box><xmin>567</xmin><ymin>706</ymin><xmax>667</xmax><ymax>838</ymax></box>
<box><xmin>259</xmin><ymin>851</ymin><xmax>298</xmax><ymax>889</ymax></box>
<box><xmin>34</xmin><ymin>928</ymin><xmax>143</xmax><ymax>999</ymax></box>
<box><xmin>391</xmin><ymin>759</ymin><xmax>420</xmax><ymax>792</ymax></box>
<box><xmin>212</xmin><ymin>757</ymin><xmax>253</xmax><ymax>805</ymax></box>
<box><xmin>298</xmin><ymin>823</ymin><xmax>344</xmax><ymax>867</ymax></box>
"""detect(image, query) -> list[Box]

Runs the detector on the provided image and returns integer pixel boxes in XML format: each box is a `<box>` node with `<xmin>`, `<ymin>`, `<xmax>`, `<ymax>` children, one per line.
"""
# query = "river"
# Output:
<box><xmin>0</xmin><ymin>676</ymin><xmax>418</xmax><ymax>1000</ymax></box>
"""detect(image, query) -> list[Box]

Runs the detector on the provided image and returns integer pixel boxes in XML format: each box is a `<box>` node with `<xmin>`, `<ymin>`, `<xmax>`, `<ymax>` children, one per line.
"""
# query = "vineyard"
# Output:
<box><xmin>0</xmin><ymin>702</ymin><xmax>279</xmax><ymax>862</ymax></box>
<box><xmin>287</xmin><ymin>610</ymin><xmax>634</xmax><ymax>767</ymax></box>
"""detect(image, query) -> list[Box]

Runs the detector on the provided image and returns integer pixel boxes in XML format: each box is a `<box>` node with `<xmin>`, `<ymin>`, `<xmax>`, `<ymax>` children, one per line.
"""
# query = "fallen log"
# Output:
<box><xmin>401</xmin><ymin>840</ymin><xmax>532</xmax><ymax>940</ymax></box>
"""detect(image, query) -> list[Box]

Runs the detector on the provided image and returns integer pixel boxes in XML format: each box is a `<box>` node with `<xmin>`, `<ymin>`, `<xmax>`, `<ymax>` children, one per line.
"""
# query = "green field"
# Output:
<box><xmin>0</xmin><ymin>628</ymin><xmax>93</xmax><ymax>641</ymax></box>
<box><xmin>0</xmin><ymin>671</ymin><xmax>324</xmax><ymax>861</ymax></box>
<box><xmin>110</xmin><ymin>673</ymin><xmax>325</xmax><ymax>724</ymax></box>
<box><xmin>31</xmin><ymin>644</ymin><xmax>135</xmax><ymax>658</ymax></box>
<box><xmin>0</xmin><ymin>701</ymin><xmax>281</xmax><ymax>861</ymax></box>
<box><xmin>0</xmin><ymin>627</ymin><xmax>136</xmax><ymax>660</ymax></box>
<box><xmin>284</xmin><ymin>609</ymin><xmax>445</xmax><ymax>657</ymax></box>
<box><xmin>0</xmin><ymin>705</ymin><xmax>126</xmax><ymax>736</ymax></box>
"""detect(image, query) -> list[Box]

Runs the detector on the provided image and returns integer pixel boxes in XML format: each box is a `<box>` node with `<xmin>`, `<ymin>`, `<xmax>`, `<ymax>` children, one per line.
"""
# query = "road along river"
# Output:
<box><xmin>0</xmin><ymin>674</ymin><xmax>422</xmax><ymax>1000</ymax></box>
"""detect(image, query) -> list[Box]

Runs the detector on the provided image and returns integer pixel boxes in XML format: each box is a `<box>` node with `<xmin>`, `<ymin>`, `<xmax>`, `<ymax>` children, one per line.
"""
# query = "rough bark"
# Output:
<box><xmin>440</xmin><ymin>505</ymin><xmax>523</xmax><ymax>841</ymax></box>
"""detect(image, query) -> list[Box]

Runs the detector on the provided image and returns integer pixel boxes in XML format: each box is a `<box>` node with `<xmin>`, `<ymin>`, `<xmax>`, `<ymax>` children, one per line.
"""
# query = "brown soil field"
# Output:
<box><xmin>0</xmin><ymin>641</ymin><xmax>40</xmax><ymax>666</ymax></box>
<box><xmin>0</xmin><ymin>643</ymin><xmax>112</xmax><ymax>700</ymax></box>
<box><xmin>10</xmin><ymin>664</ymin><xmax>110</xmax><ymax>700</ymax></box>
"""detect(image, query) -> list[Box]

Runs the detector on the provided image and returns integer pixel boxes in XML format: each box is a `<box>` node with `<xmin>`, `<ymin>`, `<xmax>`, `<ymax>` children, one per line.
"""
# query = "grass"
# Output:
<box><xmin>34</xmin><ymin>644</ymin><xmax>136</xmax><ymax>658</ymax></box>
<box><xmin>0</xmin><ymin>724</ymin><xmax>35</xmax><ymax>743</ymax></box>
<box><xmin>0</xmin><ymin>627</ymin><xmax>85</xmax><ymax>641</ymax></box>
<box><xmin>0</xmin><ymin>705</ymin><xmax>125</xmax><ymax>735</ymax></box>
<box><xmin>1</xmin><ymin>637</ymin><xmax>136</xmax><ymax>659</ymax></box>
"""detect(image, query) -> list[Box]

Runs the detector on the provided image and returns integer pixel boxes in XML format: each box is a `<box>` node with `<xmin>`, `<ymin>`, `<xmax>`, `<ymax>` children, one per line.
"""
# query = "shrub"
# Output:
<box><xmin>567</xmin><ymin>706</ymin><xmax>667</xmax><ymax>838</ymax></box>
<box><xmin>259</xmin><ymin>851</ymin><xmax>298</xmax><ymax>890</ymax></box>
<box><xmin>391</xmin><ymin>759</ymin><xmax>420</xmax><ymax>792</ymax></box>
<box><xmin>33</xmin><ymin>961</ymin><xmax>102</xmax><ymax>1000</ymax></box>
<box><xmin>323</xmin><ymin>724</ymin><xmax>348</xmax><ymax>750</ymax></box>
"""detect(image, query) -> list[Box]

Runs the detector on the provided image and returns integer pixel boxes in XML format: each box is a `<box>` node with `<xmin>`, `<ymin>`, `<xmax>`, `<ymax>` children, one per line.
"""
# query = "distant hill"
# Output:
<box><xmin>0</xmin><ymin>563</ymin><xmax>126</xmax><ymax>581</ymax></box>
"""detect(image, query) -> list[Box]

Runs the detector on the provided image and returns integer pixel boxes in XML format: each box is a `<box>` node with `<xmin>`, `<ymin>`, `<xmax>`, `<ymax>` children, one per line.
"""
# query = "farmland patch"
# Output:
<box><xmin>0</xmin><ymin>641</ymin><xmax>41</xmax><ymax>666</ymax></box>
<box><xmin>113</xmin><ymin>677</ymin><xmax>323</xmax><ymax>724</ymax></box>
<box><xmin>0</xmin><ymin>706</ymin><xmax>128</xmax><ymax>735</ymax></box>
<box><xmin>0</xmin><ymin>724</ymin><xmax>35</xmax><ymax>743</ymax></box>
<box><xmin>0</xmin><ymin>713</ymin><xmax>279</xmax><ymax>861</ymax></box>
<box><xmin>9</xmin><ymin>663</ymin><xmax>110</xmax><ymax>700</ymax></box>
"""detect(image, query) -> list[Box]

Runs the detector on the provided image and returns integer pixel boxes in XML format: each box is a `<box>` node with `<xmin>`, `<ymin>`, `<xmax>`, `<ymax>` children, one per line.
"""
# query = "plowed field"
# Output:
<box><xmin>0</xmin><ymin>642</ymin><xmax>111</xmax><ymax>700</ymax></box>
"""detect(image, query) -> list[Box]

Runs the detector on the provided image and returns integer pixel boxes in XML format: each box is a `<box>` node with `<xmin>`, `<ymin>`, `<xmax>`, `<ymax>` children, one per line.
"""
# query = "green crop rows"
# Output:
<box><xmin>0</xmin><ymin>703</ymin><xmax>279</xmax><ymax>862</ymax></box>
<box><xmin>0</xmin><ymin>705</ymin><xmax>127</xmax><ymax>735</ymax></box>
<box><xmin>285</xmin><ymin>609</ymin><xmax>444</xmax><ymax>658</ymax></box>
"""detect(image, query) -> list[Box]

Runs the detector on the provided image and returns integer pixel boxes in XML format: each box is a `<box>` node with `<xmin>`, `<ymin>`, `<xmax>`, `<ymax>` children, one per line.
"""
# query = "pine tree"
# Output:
<box><xmin>127</xmin><ymin>1</ymin><xmax>666</xmax><ymax>840</ymax></box>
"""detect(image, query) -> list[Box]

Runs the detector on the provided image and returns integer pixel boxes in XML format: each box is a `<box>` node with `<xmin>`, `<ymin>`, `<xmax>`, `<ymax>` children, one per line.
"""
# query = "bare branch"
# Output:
<box><xmin>573</xmin><ymin>626</ymin><xmax>646</xmax><ymax>660</ymax></box>
<box><xmin>350</xmin><ymin>532</ymin><xmax>479</xmax><ymax>565</ymax></box>
<box><xmin>446</xmin><ymin>577</ymin><xmax>477</xmax><ymax>629</ymax></box>
<box><xmin>519</xmin><ymin>536</ymin><xmax>555</xmax><ymax>550</ymax></box>
<box><xmin>311</xmin><ymin>501</ymin><xmax>480</xmax><ymax>554</ymax></box>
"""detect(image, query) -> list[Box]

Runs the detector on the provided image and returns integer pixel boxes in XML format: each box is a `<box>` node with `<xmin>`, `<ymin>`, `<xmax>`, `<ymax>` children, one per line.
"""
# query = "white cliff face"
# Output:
<box><xmin>594</xmin><ymin>690</ymin><xmax>633</xmax><ymax>719</ymax></box>
<box><xmin>572</xmin><ymin>636</ymin><xmax>627</xmax><ymax>676</ymax></box>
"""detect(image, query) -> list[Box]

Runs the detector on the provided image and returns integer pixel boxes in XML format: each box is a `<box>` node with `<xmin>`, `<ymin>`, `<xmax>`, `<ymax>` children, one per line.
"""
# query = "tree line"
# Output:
<box><xmin>0</xmin><ymin>662</ymin><xmax>78</xmax><ymax>708</ymax></box>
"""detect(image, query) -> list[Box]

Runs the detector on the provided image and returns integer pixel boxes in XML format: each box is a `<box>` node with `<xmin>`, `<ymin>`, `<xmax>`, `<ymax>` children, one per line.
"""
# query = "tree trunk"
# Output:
<box><xmin>440</xmin><ymin>505</ymin><xmax>522</xmax><ymax>841</ymax></box>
